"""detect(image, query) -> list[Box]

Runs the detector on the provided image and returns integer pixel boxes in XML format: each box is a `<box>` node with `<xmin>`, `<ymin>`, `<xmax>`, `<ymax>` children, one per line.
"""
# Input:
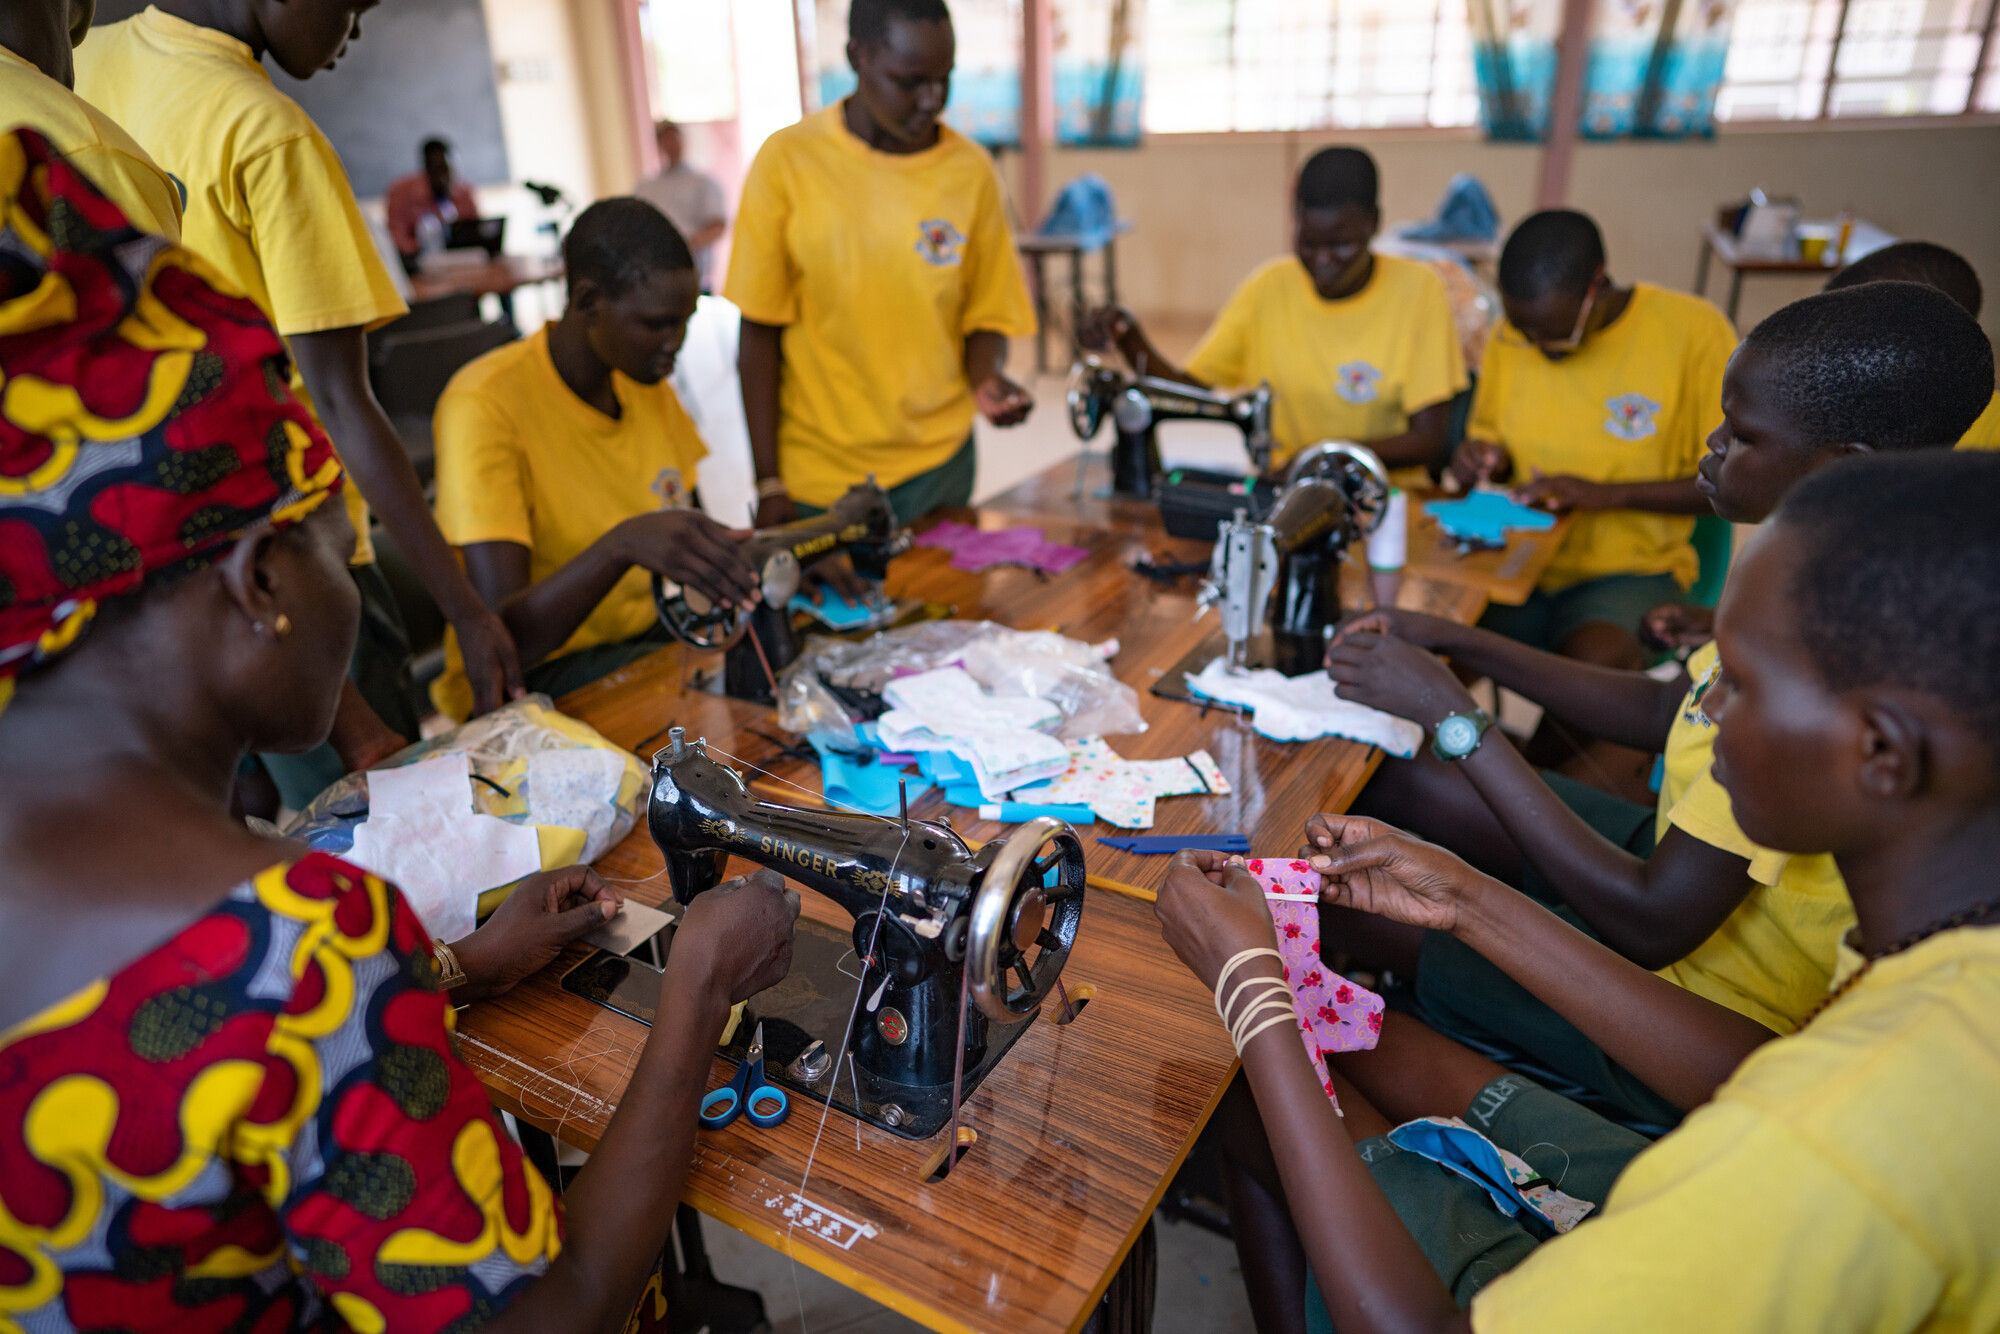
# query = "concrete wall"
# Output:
<box><xmin>1029</xmin><ymin>121</ymin><xmax>2000</xmax><ymax>345</ymax></box>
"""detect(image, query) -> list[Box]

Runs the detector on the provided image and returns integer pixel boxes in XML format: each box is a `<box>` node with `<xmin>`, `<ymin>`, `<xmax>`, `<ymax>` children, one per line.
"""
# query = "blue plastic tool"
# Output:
<box><xmin>1097</xmin><ymin>834</ymin><xmax>1252</xmax><ymax>855</ymax></box>
<box><xmin>698</xmin><ymin>1022</ymin><xmax>790</xmax><ymax>1131</ymax></box>
<box><xmin>788</xmin><ymin>585</ymin><xmax>888</xmax><ymax>630</ymax></box>
<box><xmin>979</xmin><ymin>802</ymin><xmax>1098</xmax><ymax>824</ymax></box>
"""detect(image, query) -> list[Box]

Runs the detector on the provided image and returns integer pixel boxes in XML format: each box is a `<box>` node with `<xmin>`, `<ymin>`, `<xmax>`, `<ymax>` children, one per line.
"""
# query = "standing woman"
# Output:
<box><xmin>0</xmin><ymin>133</ymin><xmax>798</xmax><ymax>1334</ymax></box>
<box><xmin>728</xmin><ymin>0</ymin><xmax>1037</xmax><ymax>527</ymax></box>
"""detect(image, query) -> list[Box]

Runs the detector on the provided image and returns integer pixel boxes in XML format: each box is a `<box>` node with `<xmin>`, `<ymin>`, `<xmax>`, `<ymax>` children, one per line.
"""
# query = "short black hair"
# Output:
<box><xmin>1498</xmin><ymin>209</ymin><xmax>1605</xmax><ymax>300</ymax></box>
<box><xmin>850</xmin><ymin>0</ymin><xmax>952</xmax><ymax>46</ymax></box>
<box><xmin>563</xmin><ymin>198</ymin><xmax>693</xmax><ymax>298</ymax></box>
<box><xmin>1778</xmin><ymin>451</ymin><xmax>2000</xmax><ymax>757</ymax></box>
<box><xmin>1740</xmin><ymin>281</ymin><xmax>1992</xmax><ymax>451</ymax></box>
<box><xmin>421</xmin><ymin>137</ymin><xmax>450</xmax><ymax>158</ymax></box>
<box><xmin>1824</xmin><ymin>240</ymin><xmax>1982</xmax><ymax>319</ymax></box>
<box><xmin>1295</xmin><ymin>147</ymin><xmax>1378</xmax><ymax>213</ymax></box>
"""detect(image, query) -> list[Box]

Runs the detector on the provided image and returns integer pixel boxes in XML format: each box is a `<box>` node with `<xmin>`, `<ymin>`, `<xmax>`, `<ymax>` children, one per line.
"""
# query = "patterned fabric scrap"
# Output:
<box><xmin>1014</xmin><ymin>738</ymin><xmax>1232</xmax><ymax>829</ymax></box>
<box><xmin>1244</xmin><ymin>858</ymin><xmax>1385</xmax><ymax>1106</ymax></box>
<box><xmin>916</xmin><ymin>519</ymin><xmax>1088</xmax><ymax>575</ymax></box>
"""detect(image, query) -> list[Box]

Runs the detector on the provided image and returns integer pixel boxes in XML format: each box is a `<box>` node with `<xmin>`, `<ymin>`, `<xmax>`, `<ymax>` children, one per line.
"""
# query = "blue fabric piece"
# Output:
<box><xmin>1424</xmin><ymin>493</ymin><xmax>1558</xmax><ymax>545</ymax></box>
<box><xmin>811</xmin><ymin>739</ymin><xmax>929</xmax><ymax>816</ymax></box>
<box><xmin>1386</xmin><ymin>1119</ymin><xmax>1538</xmax><ymax>1221</ymax></box>
<box><xmin>1098</xmin><ymin>834</ymin><xmax>1250</xmax><ymax>854</ymax></box>
<box><xmin>1038</xmin><ymin>174</ymin><xmax>1130</xmax><ymax>250</ymax></box>
<box><xmin>1398</xmin><ymin>174</ymin><xmax>1501</xmax><ymax>244</ymax></box>
<box><xmin>789</xmin><ymin>587</ymin><xmax>884</xmax><ymax>630</ymax></box>
<box><xmin>942</xmin><ymin>783</ymin><xmax>986</xmax><ymax>808</ymax></box>
<box><xmin>917</xmin><ymin>750</ymin><xmax>977</xmax><ymax>786</ymax></box>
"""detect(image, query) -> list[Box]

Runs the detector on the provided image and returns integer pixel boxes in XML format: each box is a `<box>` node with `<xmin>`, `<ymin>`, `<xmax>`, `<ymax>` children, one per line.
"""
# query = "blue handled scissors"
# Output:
<box><xmin>699</xmin><ymin>1022</ymin><xmax>790</xmax><ymax>1131</ymax></box>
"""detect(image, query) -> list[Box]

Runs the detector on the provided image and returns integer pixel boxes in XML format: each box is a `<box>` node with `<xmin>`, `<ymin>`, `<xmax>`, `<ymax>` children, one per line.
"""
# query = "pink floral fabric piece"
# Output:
<box><xmin>1244</xmin><ymin>857</ymin><xmax>1385</xmax><ymax>1104</ymax></box>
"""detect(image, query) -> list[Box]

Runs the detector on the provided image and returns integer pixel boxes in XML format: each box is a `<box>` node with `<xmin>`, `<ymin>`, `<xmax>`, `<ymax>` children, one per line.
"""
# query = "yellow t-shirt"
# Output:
<box><xmin>1649</xmin><ymin>641</ymin><xmax>1855</xmax><ymax>1034</ymax></box>
<box><xmin>1184</xmin><ymin>253</ymin><xmax>1468</xmax><ymax>468</ymax></box>
<box><xmin>1474</xmin><ymin>925</ymin><xmax>2000</xmax><ymax>1334</ymax></box>
<box><xmin>1468</xmin><ymin>284</ymin><xmax>1735</xmax><ymax>593</ymax></box>
<box><xmin>722</xmin><ymin>104</ymin><xmax>1036</xmax><ymax>509</ymax></box>
<box><xmin>76</xmin><ymin>7</ymin><xmax>407</xmax><ymax>564</ymax></box>
<box><xmin>0</xmin><ymin>46</ymin><xmax>182</xmax><ymax>239</ymax></box>
<box><xmin>429</xmin><ymin>328</ymin><xmax>706</xmax><ymax>721</ymax></box>
<box><xmin>1957</xmin><ymin>392</ymin><xmax>2000</xmax><ymax>450</ymax></box>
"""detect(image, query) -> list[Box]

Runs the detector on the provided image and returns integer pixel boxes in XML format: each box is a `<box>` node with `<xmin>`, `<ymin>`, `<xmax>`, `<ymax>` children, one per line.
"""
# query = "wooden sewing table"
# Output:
<box><xmin>453</xmin><ymin>481</ymin><xmax>1539</xmax><ymax>1333</ymax></box>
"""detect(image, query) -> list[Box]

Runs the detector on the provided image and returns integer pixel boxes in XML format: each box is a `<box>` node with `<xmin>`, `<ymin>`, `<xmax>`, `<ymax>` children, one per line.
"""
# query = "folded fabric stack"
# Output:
<box><xmin>916</xmin><ymin>519</ymin><xmax>1089</xmax><ymax>575</ymax></box>
<box><xmin>873</xmin><ymin>667</ymin><xmax>1072</xmax><ymax>800</ymax></box>
<box><xmin>1185</xmin><ymin>660</ymin><xmax>1424</xmax><ymax>755</ymax></box>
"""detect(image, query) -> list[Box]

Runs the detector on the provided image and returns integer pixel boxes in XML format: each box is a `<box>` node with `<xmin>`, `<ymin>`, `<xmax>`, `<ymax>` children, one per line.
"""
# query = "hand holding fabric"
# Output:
<box><xmin>1154</xmin><ymin>849</ymin><xmax>1280</xmax><ymax>993</ymax></box>
<box><xmin>1324</xmin><ymin>628</ymin><xmax>1477</xmax><ymax>728</ymax></box>
<box><xmin>1306</xmin><ymin>814</ymin><xmax>1497</xmax><ymax>935</ymax></box>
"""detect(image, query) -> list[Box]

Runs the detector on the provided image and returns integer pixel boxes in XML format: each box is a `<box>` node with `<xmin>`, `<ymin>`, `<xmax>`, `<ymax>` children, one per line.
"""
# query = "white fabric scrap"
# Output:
<box><xmin>1186</xmin><ymin>661</ymin><xmax>1424</xmax><ymax>757</ymax></box>
<box><xmin>347</xmin><ymin>753</ymin><xmax>542</xmax><ymax>942</ymax></box>
<box><xmin>527</xmin><ymin>747</ymin><xmax>627</xmax><ymax>862</ymax></box>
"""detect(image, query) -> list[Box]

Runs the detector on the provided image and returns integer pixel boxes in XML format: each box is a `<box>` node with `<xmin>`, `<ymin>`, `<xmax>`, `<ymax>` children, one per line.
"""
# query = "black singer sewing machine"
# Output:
<box><xmin>1067</xmin><ymin>354</ymin><xmax>1274</xmax><ymax>498</ymax></box>
<box><xmin>653</xmin><ymin>480</ymin><xmax>911</xmax><ymax>704</ymax></box>
<box><xmin>564</xmin><ymin>727</ymin><xmax>1087</xmax><ymax>1139</ymax></box>
<box><xmin>1153</xmin><ymin>442</ymin><xmax>1392</xmax><ymax>694</ymax></box>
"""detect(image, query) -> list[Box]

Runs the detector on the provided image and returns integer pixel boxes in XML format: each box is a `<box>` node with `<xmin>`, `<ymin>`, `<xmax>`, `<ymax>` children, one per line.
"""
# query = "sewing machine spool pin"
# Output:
<box><xmin>652</xmin><ymin>480</ymin><xmax>911</xmax><ymax>703</ymax></box>
<box><xmin>642</xmin><ymin>731</ymin><xmax>1087</xmax><ymax>1137</ymax></box>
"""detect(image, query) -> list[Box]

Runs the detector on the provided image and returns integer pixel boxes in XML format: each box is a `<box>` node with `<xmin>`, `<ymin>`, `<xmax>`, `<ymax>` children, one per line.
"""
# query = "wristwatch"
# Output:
<box><xmin>1431</xmin><ymin>708</ymin><xmax>1495</xmax><ymax>762</ymax></box>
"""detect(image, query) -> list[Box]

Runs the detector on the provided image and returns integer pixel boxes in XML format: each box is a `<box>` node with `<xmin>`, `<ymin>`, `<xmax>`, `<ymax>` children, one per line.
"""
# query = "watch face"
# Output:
<box><xmin>1438</xmin><ymin>715</ymin><xmax>1477</xmax><ymax>754</ymax></box>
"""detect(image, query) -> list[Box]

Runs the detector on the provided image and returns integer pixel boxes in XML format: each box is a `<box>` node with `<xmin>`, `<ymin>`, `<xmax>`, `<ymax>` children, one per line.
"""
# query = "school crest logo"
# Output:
<box><xmin>1335</xmin><ymin>361</ymin><xmax>1383</xmax><ymax>404</ymax></box>
<box><xmin>914</xmin><ymin>218</ymin><xmax>966</xmax><ymax>267</ymax></box>
<box><xmin>651</xmin><ymin>467</ymin><xmax>688</xmax><ymax>509</ymax></box>
<box><xmin>1604</xmin><ymin>393</ymin><xmax>1662</xmax><ymax>441</ymax></box>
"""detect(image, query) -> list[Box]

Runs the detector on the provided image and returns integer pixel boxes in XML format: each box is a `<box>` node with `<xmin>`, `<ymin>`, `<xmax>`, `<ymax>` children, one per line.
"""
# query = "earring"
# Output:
<box><xmin>273</xmin><ymin>613</ymin><xmax>292</xmax><ymax>638</ymax></box>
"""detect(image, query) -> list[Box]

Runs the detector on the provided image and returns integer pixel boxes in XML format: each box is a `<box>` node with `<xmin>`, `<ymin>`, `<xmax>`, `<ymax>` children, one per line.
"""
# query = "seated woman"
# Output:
<box><xmin>1156</xmin><ymin>449</ymin><xmax>2000</xmax><ymax>1333</ymax></box>
<box><xmin>1083</xmin><ymin>146</ymin><xmax>1468</xmax><ymax>475</ymax></box>
<box><xmin>429</xmin><ymin>197</ymin><xmax>760</xmax><ymax>721</ymax></box>
<box><xmin>0</xmin><ymin>132</ymin><xmax>799</xmax><ymax>1333</ymax></box>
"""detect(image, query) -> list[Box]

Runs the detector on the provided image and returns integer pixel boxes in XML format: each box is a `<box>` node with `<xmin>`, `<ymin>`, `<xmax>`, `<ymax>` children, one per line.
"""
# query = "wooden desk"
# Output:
<box><xmin>456</xmin><ymin>502</ymin><xmax>1484</xmax><ymax>1333</ymax></box>
<box><xmin>1692</xmin><ymin>221</ymin><xmax>1842</xmax><ymax>323</ymax></box>
<box><xmin>1404</xmin><ymin>490</ymin><xmax>1571</xmax><ymax>607</ymax></box>
<box><xmin>409</xmin><ymin>253</ymin><xmax>564</xmax><ymax>303</ymax></box>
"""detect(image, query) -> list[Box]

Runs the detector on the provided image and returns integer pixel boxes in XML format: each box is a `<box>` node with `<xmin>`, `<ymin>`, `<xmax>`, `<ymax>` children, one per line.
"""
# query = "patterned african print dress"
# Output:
<box><xmin>0</xmin><ymin>853</ymin><xmax>563</xmax><ymax>1332</ymax></box>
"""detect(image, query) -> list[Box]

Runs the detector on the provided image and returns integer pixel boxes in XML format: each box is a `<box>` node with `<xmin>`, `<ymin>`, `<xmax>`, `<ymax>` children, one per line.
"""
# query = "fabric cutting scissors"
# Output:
<box><xmin>699</xmin><ymin>1022</ymin><xmax>790</xmax><ymax>1131</ymax></box>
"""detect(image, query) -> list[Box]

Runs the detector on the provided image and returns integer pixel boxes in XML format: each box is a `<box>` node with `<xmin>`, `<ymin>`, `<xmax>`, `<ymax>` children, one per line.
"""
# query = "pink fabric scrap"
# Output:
<box><xmin>1245</xmin><ymin>857</ymin><xmax>1385</xmax><ymax>1104</ymax></box>
<box><xmin>916</xmin><ymin>520</ymin><xmax>1088</xmax><ymax>575</ymax></box>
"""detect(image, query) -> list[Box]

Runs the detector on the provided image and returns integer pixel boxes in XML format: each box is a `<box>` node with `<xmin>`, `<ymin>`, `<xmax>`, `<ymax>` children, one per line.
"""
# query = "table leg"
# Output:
<box><xmin>1070</xmin><ymin>248</ymin><xmax>1087</xmax><ymax>361</ymax></box>
<box><xmin>1692</xmin><ymin>238</ymin><xmax>1711</xmax><ymax>298</ymax></box>
<box><xmin>1028</xmin><ymin>252</ymin><xmax>1050</xmax><ymax>374</ymax></box>
<box><xmin>1080</xmin><ymin>1216</ymin><xmax>1158</xmax><ymax>1333</ymax></box>
<box><xmin>1727</xmin><ymin>268</ymin><xmax>1744</xmax><ymax>325</ymax></box>
<box><xmin>1105</xmin><ymin>236</ymin><xmax>1119</xmax><ymax>307</ymax></box>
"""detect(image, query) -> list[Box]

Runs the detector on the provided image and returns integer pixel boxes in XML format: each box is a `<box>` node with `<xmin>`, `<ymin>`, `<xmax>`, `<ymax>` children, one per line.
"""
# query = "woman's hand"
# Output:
<box><xmin>1325</xmin><ymin>628</ymin><xmax>1478</xmax><ymax>728</ymax></box>
<box><xmin>1304</xmin><ymin>815</ymin><xmax>1498</xmax><ymax>935</ymax></box>
<box><xmin>667</xmin><ymin>868</ymin><xmax>800</xmax><ymax>1007</ymax></box>
<box><xmin>753</xmin><ymin>492</ymin><xmax>798</xmax><ymax>529</ymax></box>
<box><xmin>1640</xmin><ymin>602</ymin><xmax>1715</xmax><ymax>652</ymax></box>
<box><xmin>1449</xmin><ymin>439</ymin><xmax>1511</xmax><ymax>490</ymax></box>
<box><xmin>1328</xmin><ymin>607</ymin><xmax>1458</xmax><ymax>655</ymax></box>
<box><xmin>452</xmin><ymin>866</ymin><xmax>624</xmax><ymax>1002</ymax></box>
<box><xmin>616</xmin><ymin>510</ymin><xmax>761</xmax><ymax>611</ymax></box>
<box><xmin>973</xmin><ymin>372</ymin><xmax>1035</xmax><ymax>427</ymax></box>
<box><xmin>1511</xmin><ymin>468</ymin><xmax>1616</xmax><ymax>514</ymax></box>
<box><xmin>1154</xmin><ymin>849</ymin><xmax>1280</xmax><ymax>993</ymax></box>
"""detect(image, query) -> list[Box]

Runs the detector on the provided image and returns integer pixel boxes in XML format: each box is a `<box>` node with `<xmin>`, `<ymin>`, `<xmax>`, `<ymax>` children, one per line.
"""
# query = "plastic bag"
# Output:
<box><xmin>284</xmin><ymin>694</ymin><xmax>648</xmax><ymax>916</ymax></box>
<box><xmin>776</xmin><ymin>621</ymin><xmax>1145</xmax><ymax>747</ymax></box>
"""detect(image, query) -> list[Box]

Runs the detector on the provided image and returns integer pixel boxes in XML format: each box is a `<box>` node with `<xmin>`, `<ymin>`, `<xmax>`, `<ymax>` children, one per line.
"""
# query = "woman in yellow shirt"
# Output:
<box><xmin>1083</xmin><ymin>147</ymin><xmax>1469</xmax><ymax>473</ymax></box>
<box><xmin>727</xmin><ymin>0</ymin><xmax>1038</xmax><ymax>529</ymax></box>
<box><xmin>1453</xmin><ymin>210</ymin><xmax>1734</xmax><ymax>671</ymax></box>
<box><xmin>1158</xmin><ymin>450</ymin><xmax>2000</xmax><ymax>1334</ymax></box>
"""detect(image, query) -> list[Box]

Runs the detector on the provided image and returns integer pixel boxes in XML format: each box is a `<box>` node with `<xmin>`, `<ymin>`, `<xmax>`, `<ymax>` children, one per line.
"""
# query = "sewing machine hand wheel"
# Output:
<box><xmin>1067</xmin><ymin>358</ymin><xmax>1108</xmax><ymax>441</ymax></box>
<box><xmin>968</xmin><ymin>816</ymin><xmax>1088</xmax><ymax>1023</ymax></box>
<box><xmin>653</xmin><ymin>572</ymin><xmax>749</xmax><ymax>652</ymax></box>
<box><xmin>1286</xmin><ymin>441</ymin><xmax>1394</xmax><ymax>534</ymax></box>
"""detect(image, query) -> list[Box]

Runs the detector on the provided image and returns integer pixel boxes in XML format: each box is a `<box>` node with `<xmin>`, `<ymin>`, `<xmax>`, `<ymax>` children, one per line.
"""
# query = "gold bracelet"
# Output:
<box><xmin>432</xmin><ymin>939</ymin><xmax>468</xmax><ymax>990</ymax></box>
<box><xmin>755</xmin><ymin>476</ymin><xmax>789</xmax><ymax>500</ymax></box>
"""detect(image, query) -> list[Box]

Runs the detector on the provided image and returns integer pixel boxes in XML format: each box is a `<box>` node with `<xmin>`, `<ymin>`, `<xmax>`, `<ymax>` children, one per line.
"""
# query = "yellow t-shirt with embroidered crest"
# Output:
<box><xmin>1473</xmin><ymin>925</ymin><xmax>2000</xmax><ymax>1334</ymax></box>
<box><xmin>77</xmin><ymin>7</ymin><xmax>408</xmax><ymax>565</ymax></box>
<box><xmin>723</xmin><ymin>104</ymin><xmax>1036</xmax><ymax>509</ymax></box>
<box><xmin>1957</xmin><ymin>392</ymin><xmax>2000</xmax><ymax>450</ymax></box>
<box><xmin>1649</xmin><ymin>640</ymin><xmax>1855</xmax><ymax>1034</ymax></box>
<box><xmin>1184</xmin><ymin>253</ymin><xmax>1468</xmax><ymax>470</ymax></box>
<box><xmin>0</xmin><ymin>46</ymin><xmax>182</xmax><ymax>239</ymax></box>
<box><xmin>429</xmin><ymin>327</ymin><xmax>706</xmax><ymax>721</ymax></box>
<box><xmin>1468</xmin><ymin>284</ymin><xmax>1735</xmax><ymax>593</ymax></box>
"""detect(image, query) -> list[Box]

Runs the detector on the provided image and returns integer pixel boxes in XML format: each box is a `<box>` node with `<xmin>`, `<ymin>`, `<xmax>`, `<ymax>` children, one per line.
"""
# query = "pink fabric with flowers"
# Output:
<box><xmin>1245</xmin><ymin>857</ymin><xmax>1385</xmax><ymax>1102</ymax></box>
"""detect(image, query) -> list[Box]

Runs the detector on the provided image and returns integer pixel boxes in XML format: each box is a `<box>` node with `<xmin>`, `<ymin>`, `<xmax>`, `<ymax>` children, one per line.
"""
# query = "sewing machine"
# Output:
<box><xmin>1066</xmin><ymin>354</ymin><xmax>1274</xmax><ymax>498</ymax></box>
<box><xmin>1151</xmin><ymin>443</ymin><xmax>1392</xmax><ymax>695</ymax></box>
<box><xmin>653</xmin><ymin>480</ymin><xmax>910</xmax><ymax>704</ymax></box>
<box><xmin>567</xmin><ymin>727</ymin><xmax>1087</xmax><ymax>1140</ymax></box>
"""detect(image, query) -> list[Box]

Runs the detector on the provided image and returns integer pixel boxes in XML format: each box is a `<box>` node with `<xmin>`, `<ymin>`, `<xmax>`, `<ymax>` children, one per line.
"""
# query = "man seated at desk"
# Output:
<box><xmin>430</xmin><ymin>197</ymin><xmax>759</xmax><ymax>721</ymax></box>
<box><xmin>387</xmin><ymin>136</ymin><xmax>479</xmax><ymax>269</ymax></box>
<box><xmin>1082</xmin><ymin>146</ymin><xmax>1469</xmax><ymax>477</ymax></box>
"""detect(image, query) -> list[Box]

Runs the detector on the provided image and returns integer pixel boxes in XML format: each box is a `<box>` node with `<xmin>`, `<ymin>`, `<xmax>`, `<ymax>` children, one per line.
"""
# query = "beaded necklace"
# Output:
<box><xmin>1804</xmin><ymin>896</ymin><xmax>2000</xmax><ymax>1025</ymax></box>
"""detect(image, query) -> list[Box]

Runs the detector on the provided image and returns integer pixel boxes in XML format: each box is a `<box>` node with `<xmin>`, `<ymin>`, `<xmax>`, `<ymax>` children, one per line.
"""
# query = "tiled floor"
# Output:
<box><xmin>698</xmin><ymin>1207</ymin><xmax>1256</xmax><ymax>1333</ymax></box>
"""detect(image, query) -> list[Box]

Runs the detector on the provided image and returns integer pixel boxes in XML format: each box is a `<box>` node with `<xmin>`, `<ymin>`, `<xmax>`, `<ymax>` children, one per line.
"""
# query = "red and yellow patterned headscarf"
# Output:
<box><xmin>0</xmin><ymin>127</ymin><xmax>341</xmax><ymax>701</ymax></box>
